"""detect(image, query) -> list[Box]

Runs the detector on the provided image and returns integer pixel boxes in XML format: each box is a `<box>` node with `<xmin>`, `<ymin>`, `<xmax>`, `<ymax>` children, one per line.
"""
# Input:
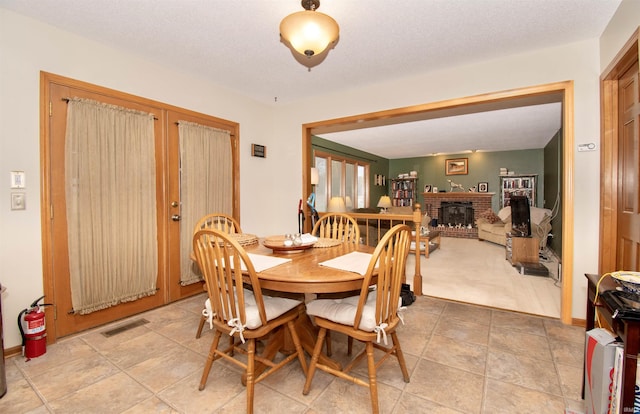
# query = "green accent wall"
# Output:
<box><xmin>544</xmin><ymin>130</ymin><xmax>563</xmax><ymax>256</ymax></box>
<box><xmin>311</xmin><ymin>136</ymin><xmax>389</xmax><ymax>206</ymax></box>
<box><xmin>310</xmin><ymin>136</ymin><xmax>562</xmax><ymax>258</ymax></box>
<box><xmin>390</xmin><ymin>150</ymin><xmax>545</xmax><ymax>211</ymax></box>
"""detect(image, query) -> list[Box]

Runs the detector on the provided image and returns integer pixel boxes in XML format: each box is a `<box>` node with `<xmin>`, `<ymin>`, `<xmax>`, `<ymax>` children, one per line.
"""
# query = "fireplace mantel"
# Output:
<box><xmin>424</xmin><ymin>192</ymin><xmax>496</xmax><ymax>199</ymax></box>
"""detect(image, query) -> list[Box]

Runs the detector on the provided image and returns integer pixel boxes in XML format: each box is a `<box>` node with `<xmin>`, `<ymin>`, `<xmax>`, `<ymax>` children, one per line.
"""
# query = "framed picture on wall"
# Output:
<box><xmin>445</xmin><ymin>158</ymin><xmax>468</xmax><ymax>175</ymax></box>
<box><xmin>478</xmin><ymin>182</ymin><xmax>489</xmax><ymax>193</ymax></box>
<box><xmin>424</xmin><ymin>184</ymin><xmax>432</xmax><ymax>193</ymax></box>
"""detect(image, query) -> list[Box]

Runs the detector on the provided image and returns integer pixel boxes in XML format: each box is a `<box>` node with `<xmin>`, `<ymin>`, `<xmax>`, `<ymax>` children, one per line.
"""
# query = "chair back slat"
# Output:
<box><xmin>193</xmin><ymin>229</ymin><xmax>267</xmax><ymax>329</ymax></box>
<box><xmin>313</xmin><ymin>213</ymin><xmax>360</xmax><ymax>243</ymax></box>
<box><xmin>353</xmin><ymin>224</ymin><xmax>411</xmax><ymax>330</ymax></box>
<box><xmin>194</xmin><ymin>213</ymin><xmax>242</xmax><ymax>235</ymax></box>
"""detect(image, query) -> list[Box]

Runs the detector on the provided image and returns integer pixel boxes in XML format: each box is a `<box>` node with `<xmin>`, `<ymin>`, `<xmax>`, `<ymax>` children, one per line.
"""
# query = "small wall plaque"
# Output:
<box><xmin>251</xmin><ymin>144</ymin><xmax>266</xmax><ymax>158</ymax></box>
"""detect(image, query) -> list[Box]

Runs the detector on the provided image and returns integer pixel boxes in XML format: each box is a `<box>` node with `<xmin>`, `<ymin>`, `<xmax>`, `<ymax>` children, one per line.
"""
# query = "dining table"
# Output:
<box><xmin>238</xmin><ymin>237</ymin><xmax>378</xmax><ymax>374</ymax></box>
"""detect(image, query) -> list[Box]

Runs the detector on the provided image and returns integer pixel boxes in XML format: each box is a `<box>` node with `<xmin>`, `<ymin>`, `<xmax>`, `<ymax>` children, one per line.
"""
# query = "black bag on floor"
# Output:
<box><xmin>400</xmin><ymin>283</ymin><xmax>416</xmax><ymax>306</ymax></box>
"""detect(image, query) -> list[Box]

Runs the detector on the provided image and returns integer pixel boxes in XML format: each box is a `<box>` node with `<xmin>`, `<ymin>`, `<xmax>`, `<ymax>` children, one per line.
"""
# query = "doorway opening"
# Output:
<box><xmin>302</xmin><ymin>81</ymin><xmax>575</xmax><ymax>324</ymax></box>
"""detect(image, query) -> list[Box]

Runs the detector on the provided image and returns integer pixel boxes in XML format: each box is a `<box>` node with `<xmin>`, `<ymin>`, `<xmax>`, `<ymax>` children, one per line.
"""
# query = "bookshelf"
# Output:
<box><xmin>390</xmin><ymin>177</ymin><xmax>417</xmax><ymax>207</ymax></box>
<box><xmin>499</xmin><ymin>174</ymin><xmax>537</xmax><ymax>208</ymax></box>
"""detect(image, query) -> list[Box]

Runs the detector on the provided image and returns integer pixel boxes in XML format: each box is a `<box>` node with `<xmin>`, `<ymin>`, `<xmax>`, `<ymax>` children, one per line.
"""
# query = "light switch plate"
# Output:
<box><xmin>10</xmin><ymin>171</ymin><xmax>25</xmax><ymax>188</ymax></box>
<box><xmin>11</xmin><ymin>192</ymin><xmax>26</xmax><ymax>210</ymax></box>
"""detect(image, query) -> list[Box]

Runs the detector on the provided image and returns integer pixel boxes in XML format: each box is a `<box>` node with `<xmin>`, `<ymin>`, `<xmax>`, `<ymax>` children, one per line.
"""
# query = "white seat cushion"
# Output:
<box><xmin>306</xmin><ymin>291</ymin><xmax>379</xmax><ymax>332</ymax></box>
<box><xmin>241</xmin><ymin>289</ymin><xmax>301</xmax><ymax>329</ymax></box>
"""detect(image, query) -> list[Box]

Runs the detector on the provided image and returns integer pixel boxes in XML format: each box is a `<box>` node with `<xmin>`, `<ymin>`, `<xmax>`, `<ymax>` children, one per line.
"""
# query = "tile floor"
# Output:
<box><xmin>0</xmin><ymin>294</ymin><xmax>587</xmax><ymax>413</ymax></box>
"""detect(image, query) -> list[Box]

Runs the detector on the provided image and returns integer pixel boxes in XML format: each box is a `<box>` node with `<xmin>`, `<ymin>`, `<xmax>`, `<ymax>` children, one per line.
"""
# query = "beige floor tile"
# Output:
<box><xmin>423</xmin><ymin>334</ymin><xmax>487</xmax><ymax>375</ymax></box>
<box><xmin>491</xmin><ymin>309</ymin><xmax>547</xmax><ymax>336</ymax></box>
<box><xmin>405</xmin><ymin>359</ymin><xmax>484</xmax><ymax>414</ymax></box>
<box><xmin>441</xmin><ymin>302</ymin><xmax>493</xmax><ymax>326</ymax></box>
<box><xmin>489</xmin><ymin>325</ymin><xmax>553</xmax><ymax>361</ymax></box>
<box><xmin>486</xmin><ymin>349</ymin><xmax>561</xmax><ymax>395</ymax></box>
<box><xmin>0</xmin><ymin>376</ymin><xmax>45</xmax><ymax>414</ymax></box>
<box><xmin>549</xmin><ymin>337</ymin><xmax>585</xmax><ymax>368</ymax></box>
<box><xmin>483</xmin><ymin>378</ymin><xmax>566</xmax><ymax>414</ymax></box>
<box><xmin>1</xmin><ymin>294</ymin><xmax>586</xmax><ymax>413</ymax></box>
<box><xmin>158</xmin><ymin>369</ymin><xmax>245</xmax><ymax>413</ymax></box>
<box><xmin>15</xmin><ymin>337</ymin><xmax>97</xmax><ymax>376</ymax></box>
<box><xmin>545</xmin><ymin>318</ymin><xmax>586</xmax><ymax>343</ymax></box>
<box><xmin>47</xmin><ymin>372</ymin><xmax>153</xmax><ymax>413</ymax></box>
<box><xmin>120</xmin><ymin>396</ymin><xmax>177</xmax><ymax>413</ymax></box>
<box><xmin>125</xmin><ymin>346</ymin><xmax>204</xmax><ymax>393</ymax></box>
<box><xmin>27</xmin><ymin>352</ymin><xmax>120</xmax><ymax>401</ymax></box>
<box><xmin>307</xmin><ymin>377</ymin><xmax>402</xmax><ymax>414</ymax></box>
<box><xmin>99</xmin><ymin>330</ymin><xmax>186</xmax><ymax>369</ymax></box>
<box><xmin>432</xmin><ymin>315</ymin><xmax>490</xmax><ymax>346</ymax></box>
<box><xmin>556</xmin><ymin>362</ymin><xmax>585</xmax><ymax>401</ymax></box>
<box><xmin>392</xmin><ymin>392</ymin><xmax>467</xmax><ymax>413</ymax></box>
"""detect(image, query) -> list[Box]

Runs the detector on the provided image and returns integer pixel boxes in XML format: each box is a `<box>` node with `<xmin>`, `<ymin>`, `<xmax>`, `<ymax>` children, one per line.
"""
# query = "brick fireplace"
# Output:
<box><xmin>423</xmin><ymin>192</ymin><xmax>495</xmax><ymax>238</ymax></box>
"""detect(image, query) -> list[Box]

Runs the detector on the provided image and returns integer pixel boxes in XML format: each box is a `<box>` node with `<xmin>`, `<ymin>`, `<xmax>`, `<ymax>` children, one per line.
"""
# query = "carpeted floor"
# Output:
<box><xmin>406</xmin><ymin>236</ymin><xmax>561</xmax><ymax>318</ymax></box>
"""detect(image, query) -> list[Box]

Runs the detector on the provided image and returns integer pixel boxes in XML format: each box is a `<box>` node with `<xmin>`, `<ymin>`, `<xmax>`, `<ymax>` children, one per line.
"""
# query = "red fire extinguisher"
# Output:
<box><xmin>18</xmin><ymin>296</ymin><xmax>53</xmax><ymax>360</ymax></box>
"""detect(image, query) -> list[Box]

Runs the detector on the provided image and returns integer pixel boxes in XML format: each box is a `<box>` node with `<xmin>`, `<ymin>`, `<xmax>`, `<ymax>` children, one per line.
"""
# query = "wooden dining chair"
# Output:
<box><xmin>194</xmin><ymin>213</ymin><xmax>242</xmax><ymax>234</ymax></box>
<box><xmin>193</xmin><ymin>228</ymin><xmax>308</xmax><ymax>414</ymax></box>
<box><xmin>193</xmin><ymin>213</ymin><xmax>242</xmax><ymax>339</ymax></box>
<box><xmin>312</xmin><ymin>212</ymin><xmax>361</xmax><ymax>355</ymax></box>
<box><xmin>302</xmin><ymin>224</ymin><xmax>411</xmax><ymax>414</ymax></box>
<box><xmin>312</xmin><ymin>213</ymin><xmax>360</xmax><ymax>243</ymax></box>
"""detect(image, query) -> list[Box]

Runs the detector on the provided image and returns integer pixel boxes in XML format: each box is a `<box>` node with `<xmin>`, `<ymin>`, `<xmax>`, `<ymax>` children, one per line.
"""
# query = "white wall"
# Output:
<box><xmin>1</xmin><ymin>3</ymin><xmax>637</xmax><ymax>349</ymax></box>
<box><xmin>600</xmin><ymin>0</ymin><xmax>640</xmax><ymax>71</ymax></box>
<box><xmin>0</xmin><ymin>9</ymin><xmax>279</xmax><ymax>349</ymax></box>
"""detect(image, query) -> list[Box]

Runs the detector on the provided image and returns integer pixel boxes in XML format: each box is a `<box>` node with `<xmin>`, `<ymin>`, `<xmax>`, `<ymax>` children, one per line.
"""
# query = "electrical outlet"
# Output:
<box><xmin>11</xmin><ymin>192</ymin><xmax>26</xmax><ymax>210</ymax></box>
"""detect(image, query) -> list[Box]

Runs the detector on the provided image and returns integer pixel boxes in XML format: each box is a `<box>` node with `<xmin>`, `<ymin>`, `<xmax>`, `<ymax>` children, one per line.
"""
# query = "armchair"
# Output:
<box><xmin>476</xmin><ymin>206</ymin><xmax>552</xmax><ymax>249</ymax></box>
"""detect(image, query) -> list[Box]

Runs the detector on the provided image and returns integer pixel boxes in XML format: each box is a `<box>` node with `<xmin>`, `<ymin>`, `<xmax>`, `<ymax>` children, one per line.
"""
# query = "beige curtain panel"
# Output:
<box><xmin>178</xmin><ymin>121</ymin><xmax>232</xmax><ymax>286</ymax></box>
<box><xmin>65</xmin><ymin>97</ymin><xmax>158</xmax><ymax>315</ymax></box>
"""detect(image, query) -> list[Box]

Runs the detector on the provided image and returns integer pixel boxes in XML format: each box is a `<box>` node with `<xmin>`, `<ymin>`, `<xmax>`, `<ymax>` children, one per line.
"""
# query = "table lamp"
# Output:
<box><xmin>327</xmin><ymin>197</ymin><xmax>346</xmax><ymax>213</ymax></box>
<box><xmin>377</xmin><ymin>195</ymin><xmax>392</xmax><ymax>214</ymax></box>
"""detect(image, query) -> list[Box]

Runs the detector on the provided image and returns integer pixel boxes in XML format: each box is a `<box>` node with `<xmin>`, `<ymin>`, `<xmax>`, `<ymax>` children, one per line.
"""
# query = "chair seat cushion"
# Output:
<box><xmin>242</xmin><ymin>289</ymin><xmax>301</xmax><ymax>329</ymax></box>
<box><xmin>306</xmin><ymin>291</ymin><xmax>379</xmax><ymax>332</ymax></box>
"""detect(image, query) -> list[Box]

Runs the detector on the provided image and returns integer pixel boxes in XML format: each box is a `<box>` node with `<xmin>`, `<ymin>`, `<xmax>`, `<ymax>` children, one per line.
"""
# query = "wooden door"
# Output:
<box><xmin>617</xmin><ymin>61</ymin><xmax>640</xmax><ymax>270</ymax></box>
<box><xmin>45</xmin><ymin>79</ymin><xmax>167</xmax><ymax>338</ymax></box>
<box><xmin>165</xmin><ymin>110</ymin><xmax>239</xmax><ymax>301</ymax></box>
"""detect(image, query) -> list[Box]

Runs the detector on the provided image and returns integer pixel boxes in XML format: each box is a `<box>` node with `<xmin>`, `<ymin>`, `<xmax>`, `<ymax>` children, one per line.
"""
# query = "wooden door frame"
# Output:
<box><xmin>40</xmin><ymin>72</ymin><xmax>240</xmax><ymax>342</ymax></box>
<box><xmin>302</xmin><ymin>81</ymin><xmax>575</xmax><ymax>324</ymax></box>
<box><xmin>599</xmin><ymin>29</ymin><xmax>640</xmax><ymax>273</ymax></box>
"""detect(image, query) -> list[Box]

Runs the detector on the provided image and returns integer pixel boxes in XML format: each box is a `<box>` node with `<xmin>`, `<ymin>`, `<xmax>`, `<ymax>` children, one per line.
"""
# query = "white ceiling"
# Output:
<box><xmin>0</xmin><ymin>0</ymin><xmax>620</xmax><ymax>158</ymax></box>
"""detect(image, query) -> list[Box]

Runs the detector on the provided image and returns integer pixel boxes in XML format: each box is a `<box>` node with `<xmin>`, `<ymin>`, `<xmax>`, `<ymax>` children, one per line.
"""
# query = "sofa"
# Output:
<box><xmin>476</xmin><ymin>206</ymin><xmax>552</xmax><ymax>248</ymax></box>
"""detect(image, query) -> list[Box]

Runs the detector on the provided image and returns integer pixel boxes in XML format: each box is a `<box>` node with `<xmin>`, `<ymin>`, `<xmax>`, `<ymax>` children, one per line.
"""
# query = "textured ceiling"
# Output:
<box><xmin>0</xmin><ymin>0</ymin><xmax>620</xmax><ymax>157</ymax></box>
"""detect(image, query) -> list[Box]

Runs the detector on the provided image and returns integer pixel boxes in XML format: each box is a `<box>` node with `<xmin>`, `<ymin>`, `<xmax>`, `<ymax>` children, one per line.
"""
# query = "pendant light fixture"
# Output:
<box><xmin>280</xmin><ymin>0</ymin><xmax>339</xmax><ymax>62</ymax></box>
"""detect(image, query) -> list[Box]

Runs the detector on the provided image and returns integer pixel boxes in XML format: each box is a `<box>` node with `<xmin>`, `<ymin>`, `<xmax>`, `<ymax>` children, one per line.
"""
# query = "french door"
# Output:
<box><xmin>42</xmin><ymin>73</ymin><xmax>238</xmax><ymax>340</ymax></box>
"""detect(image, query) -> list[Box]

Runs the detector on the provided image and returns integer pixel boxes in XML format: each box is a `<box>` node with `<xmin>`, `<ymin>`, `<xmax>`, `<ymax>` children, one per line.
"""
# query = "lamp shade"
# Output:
<box><xmin>280</xmin><ymin>9</ymin><xmax>339</xmax><ymax>57</ymax></box>
<box><xmin>310</xmin><ymin>167</ymin><xmax>319</xmax><ymax>185</ymax></box>
<box><xmin>377</xmin><ymin>196</ymin><xmax>392</xmax><ymax>209</ymax></box>
<box><xmin>327</xmin><ymin>196</ymin><xmax>346</xmax><ymax>213</ymax></box>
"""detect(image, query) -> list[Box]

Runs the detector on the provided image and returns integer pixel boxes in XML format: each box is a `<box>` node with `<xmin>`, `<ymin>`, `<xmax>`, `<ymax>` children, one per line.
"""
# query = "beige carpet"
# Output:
<box><xmin>405</xmin><ymin>236</ymin><xmax>561</xmax><ymax>318</ymax></box>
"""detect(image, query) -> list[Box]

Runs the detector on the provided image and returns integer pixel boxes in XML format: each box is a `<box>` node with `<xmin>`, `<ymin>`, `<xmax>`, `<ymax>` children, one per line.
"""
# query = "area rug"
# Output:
<box><xmin>405</xmin><ymin>237</ymin><xmax>561</xmax><ymax>318</ymax></box>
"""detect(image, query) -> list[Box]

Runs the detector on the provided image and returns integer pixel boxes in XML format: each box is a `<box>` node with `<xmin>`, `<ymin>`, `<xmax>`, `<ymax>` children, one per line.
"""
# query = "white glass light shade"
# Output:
<box><xmin>344</xmin><ymin>196</ymin><xmax>352</xmax><ymax>209</ymax></box>
<box><xmin>377</xmin><ymin>196</ymin><xmax>392</xmax><ymax>209</ymax></box>
<box><xmin>310</xmin><ymin>167</ymin><xmax>319</xmax><ymax>185</ymax></box>
<box><xmin>327</xmin><ymin>197</ymin><xmax>346</xmax><ymax>213</ymax></box>
<box><xmin>280</xmin><ymin>10</ymin><xmax>339</xmax><ymax>57</ymax></box>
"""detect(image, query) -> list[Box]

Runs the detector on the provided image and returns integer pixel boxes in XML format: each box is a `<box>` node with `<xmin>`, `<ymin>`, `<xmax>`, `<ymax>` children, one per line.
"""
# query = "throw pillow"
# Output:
<box><xmin>479</xmin><ymin>208</ymin><xmax>502</xmax><ymax>224</ymax></box>
<box><xmin>497</xmin><ymin>206</ymin><xmax>511</xmax><ymax>222</ymax></box>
